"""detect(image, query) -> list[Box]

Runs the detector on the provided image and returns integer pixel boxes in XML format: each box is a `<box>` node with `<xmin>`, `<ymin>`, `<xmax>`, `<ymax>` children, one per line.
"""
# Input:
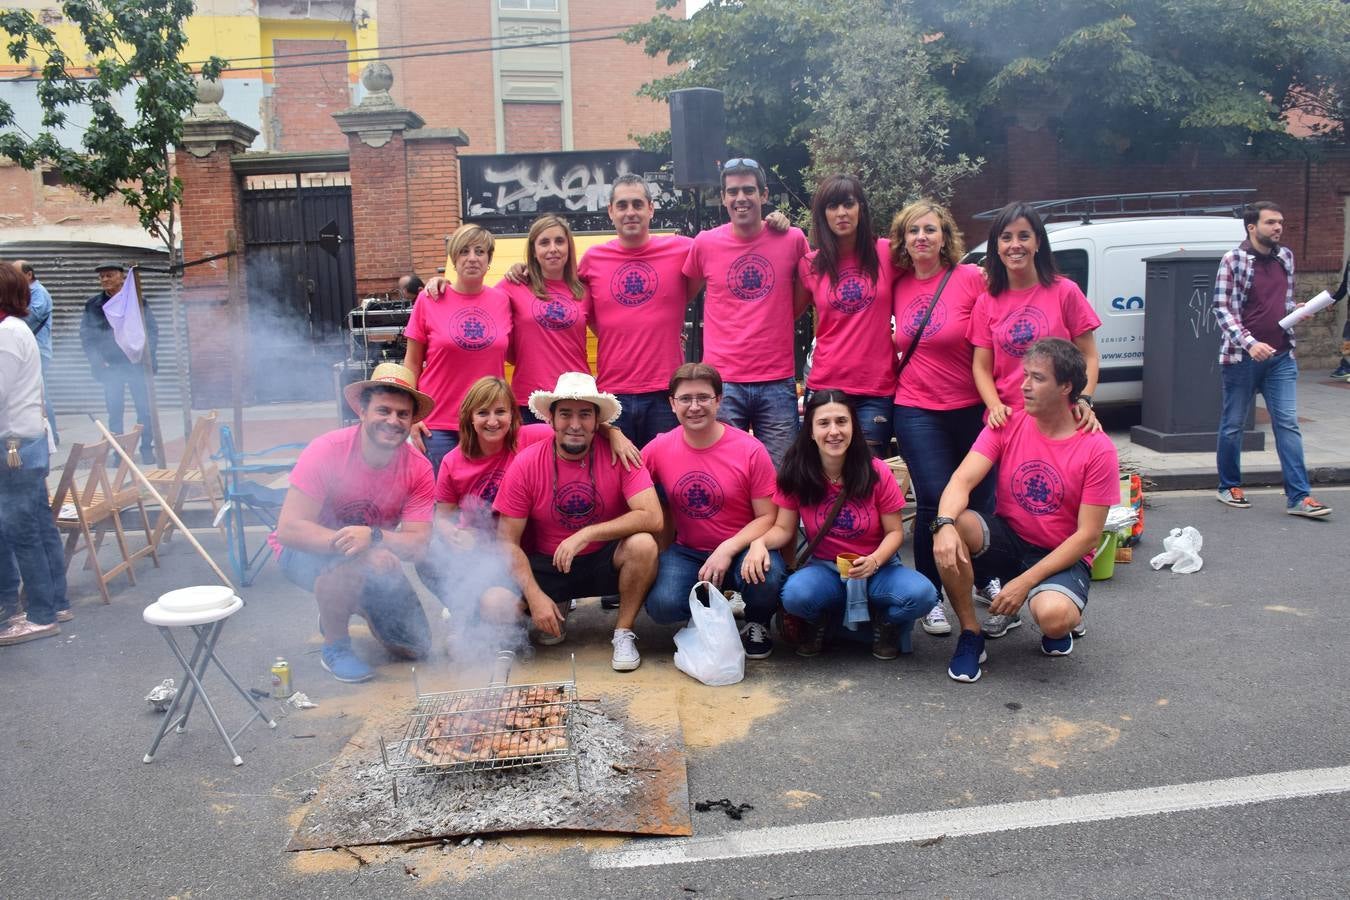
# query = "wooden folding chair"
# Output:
<box><xmin>884</xmin><ymin>455</ymin><xmax>917</xmax><ymax>526</ymax></box>
<box><xmin>88</xmin><ymin>426</ymin><xmax>161</xmax><ymax>572</ymax></box>
<box><xmin>50</xmin><ymin>436</ymin><xmax>156</xmax><ymax>604</ymax></box>
<box><xmin>143</xmin><ymin>411</ymin><xmax>224</xmax><ymax>549</ymax></box>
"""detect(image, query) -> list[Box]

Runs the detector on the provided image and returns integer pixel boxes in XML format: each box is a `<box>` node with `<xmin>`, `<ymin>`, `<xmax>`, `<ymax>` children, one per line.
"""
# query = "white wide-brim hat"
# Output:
<box><xmin>527</xmin><ymin>372</ymin><xmax>622</xmax><ymax>425</ymax></box>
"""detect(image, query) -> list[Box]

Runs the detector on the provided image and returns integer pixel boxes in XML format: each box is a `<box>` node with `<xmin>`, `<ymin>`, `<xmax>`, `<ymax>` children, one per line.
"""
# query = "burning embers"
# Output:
<box><xmin>380</xmin><ymin>655</ymin><xmax>581</xmax><ymax>802</ymax></box>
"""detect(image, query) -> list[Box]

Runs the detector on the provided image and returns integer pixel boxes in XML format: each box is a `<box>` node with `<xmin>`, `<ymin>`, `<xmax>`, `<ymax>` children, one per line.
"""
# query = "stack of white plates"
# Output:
<box><xmin>156</xmin><ymin>585</ymin><xmax>239</xmax><ymax>614</ymax></box>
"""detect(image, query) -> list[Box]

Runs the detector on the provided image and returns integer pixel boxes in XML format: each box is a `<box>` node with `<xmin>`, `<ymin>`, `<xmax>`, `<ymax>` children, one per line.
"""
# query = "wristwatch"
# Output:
<box><xmin>929</xmin><ymin>516</ymin><xmax>957</xmax><ymax>535</ymax></box>
<box><xmin>369</xmin><ymin>526</ymin><xmax>384</xmax><ymax>545</ymax></box>
<box><xmin>1078</xmin><ymin>393</ymin><xmax>1094</xmax><ymax>408</ymax></box>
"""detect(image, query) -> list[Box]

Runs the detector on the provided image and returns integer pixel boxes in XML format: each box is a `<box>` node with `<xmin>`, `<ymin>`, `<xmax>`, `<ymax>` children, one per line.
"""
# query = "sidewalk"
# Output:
<box><xmin>49</xmin><ymin>371</ymin><xmax>1350</xmax><ymax>496</ymax></box>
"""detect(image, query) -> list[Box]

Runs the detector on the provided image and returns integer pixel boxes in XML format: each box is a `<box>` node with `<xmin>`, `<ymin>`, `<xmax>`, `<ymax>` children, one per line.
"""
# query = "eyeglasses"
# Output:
<box><xmin>722</xmin><ymin>158</ymin><xmax>761</xmax><ymax>172</ymax></box>
<box><xmin>672</xmin><ymin>393</ymin><xmax>718</xmax><ymax>407</ymax></box>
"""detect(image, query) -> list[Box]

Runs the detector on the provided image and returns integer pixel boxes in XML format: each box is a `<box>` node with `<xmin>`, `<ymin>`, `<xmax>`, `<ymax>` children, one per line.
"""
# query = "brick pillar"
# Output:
<box><xmin>1005</xmin><ymin>105</ymin><xmax>1061</xmax><ymax>203</ymax></box>
<box><xmin>334</xmin><ymin>63</ymin><xmax>432</xmax><ymax>299</ymax></box>
<box><xmin>176</xmin><ymin>78</ymin><xmax>259</xmax><ymax>406</ymax></box>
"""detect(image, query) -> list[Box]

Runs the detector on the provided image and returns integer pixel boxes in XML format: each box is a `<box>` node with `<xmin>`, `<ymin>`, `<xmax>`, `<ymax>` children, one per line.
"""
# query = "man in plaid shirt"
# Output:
<box><xmin>1211</xmin><ymin>202</ymin><xmax>1331</xmax><ymax>518</ymax></box>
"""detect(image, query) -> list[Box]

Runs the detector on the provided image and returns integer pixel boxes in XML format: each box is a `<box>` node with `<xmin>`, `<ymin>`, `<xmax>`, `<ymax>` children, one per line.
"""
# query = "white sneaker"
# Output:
<box><xmin>724</xmin><ymin>590</ymin><xmax>746</xmax><ymax>618</ymax></box>
<box><xmin>921</xmin><ymin>603</ymin><xmax>952</xmax><ymax>635</ymax></box>
<box><xmin>975</xmin><ymin>578</ymin><xmax>1002</xmax><ymax>607</ymax></box>
<box><xmin>611</xmin><ymin>628</ymin><xmax>641</xmax><ymax>671</ymax></box>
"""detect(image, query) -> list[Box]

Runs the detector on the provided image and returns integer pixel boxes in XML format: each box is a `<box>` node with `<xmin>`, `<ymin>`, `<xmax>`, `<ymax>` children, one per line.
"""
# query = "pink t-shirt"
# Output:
<box><xmin>493</xmin><ymin>440</ymin><xmax>655</xmax><ymax>556</ymax></box>
<box><xmin>972</xmin><ymin>410</ymin><xmax>1120</xmax><ymax>561</ymax></box>
<box><xmin>405</xmin><ymin>285</ymin><xmax>513</xmax><ymax>431</ymax></box>
<box><xmin>499</xmin><ymin>278</ymin><xmax>591</xmax><ymax>401</ymax></box>
<box><xmin>578</xmin><ymin>235</ymin><xmax>692</xmax><ymax>393</ymax></box>
<box><xmin>798</xmin><ymin>238</ymin><xmax>898</xmax><ymax>396</ymax></box>
<box><xmin>684</xmin><ymin>222</ymin><xmax>809</xmax><ymax>382</ymax></box>
<box><xmin>269</xmin><ymin>425</ymin><xmax>435</xmax><ymax>554</ymax></box>
<box><xmin>435</xmin><ymin>423</ymin><xmax>553</xmax><ymax>528</ymax></box>
<box><xmin>893</xmin><ymin>263</ymin><xmax>986</xmax><ymax>409</ymax></box>
<box><xmin>641</xmin><ymin>425</ymin><xmax>777</xmax><ymax>553</ymax></box>
<box><xmin>967</xmin><ymin>276</ymin><xmax>1101</xmax><ymax>409</ymax></box>
<box><xmin>774</xmin><ymin>457</ymin><xmax>905</xmax><ymax>561</ymax></box>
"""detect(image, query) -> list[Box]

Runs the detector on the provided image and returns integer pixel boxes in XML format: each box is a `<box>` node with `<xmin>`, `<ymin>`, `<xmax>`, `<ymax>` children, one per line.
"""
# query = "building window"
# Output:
<box><xmin>500</xmin><ymin>0</ymin><xmax>558</xmax><ymax>10</ymax></box>
<box><xmin>40</xmin><ymin>168</ymin><xmax>65</xmax><ymax>187</ymax></box>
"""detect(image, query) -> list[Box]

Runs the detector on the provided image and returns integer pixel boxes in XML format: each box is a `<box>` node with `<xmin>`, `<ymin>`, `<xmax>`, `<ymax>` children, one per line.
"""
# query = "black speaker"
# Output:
<box><xmin>670</xmin><ymin>88</ymin><xmax>726</xmax><ymax>189</ymax></box>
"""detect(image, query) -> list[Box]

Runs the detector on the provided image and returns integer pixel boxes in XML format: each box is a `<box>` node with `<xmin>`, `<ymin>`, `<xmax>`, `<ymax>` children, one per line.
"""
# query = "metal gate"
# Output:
<box><xmin>241</xmin><ymin>173</ymin><xmax>355</xmax><ymax>403</ymax></box>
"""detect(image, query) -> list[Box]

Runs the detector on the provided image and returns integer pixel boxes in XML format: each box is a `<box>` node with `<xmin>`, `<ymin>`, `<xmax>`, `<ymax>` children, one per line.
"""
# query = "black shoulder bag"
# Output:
<box><xmin>895</xmin><ymin>266</ymin><xmax>956</xmax><ymax>382</ymax></box>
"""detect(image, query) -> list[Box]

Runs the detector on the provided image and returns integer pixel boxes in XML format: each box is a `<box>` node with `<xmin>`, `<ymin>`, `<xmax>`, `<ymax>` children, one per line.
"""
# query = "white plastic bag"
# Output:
<box><xmin>1149</xmin><ymin>526</ymin><xmax>1204</xmax><ymax>574</ymax></box>
<box><xmin>673</xmin><ymin>581</ymin><xmax>746</xmax><ymax>686</ymax></box>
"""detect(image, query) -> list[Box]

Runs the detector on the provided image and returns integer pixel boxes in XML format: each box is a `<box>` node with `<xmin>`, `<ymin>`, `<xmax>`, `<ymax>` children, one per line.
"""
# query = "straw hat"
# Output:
<box><xmin>343</xmin><ymin>362</ymin><xmax>435</xmax><ymax>424</ymax></box>
<box><xmin>527</xmin><ymin>372</ymin><xmax>622</xmax><ymax>425</ymax></box>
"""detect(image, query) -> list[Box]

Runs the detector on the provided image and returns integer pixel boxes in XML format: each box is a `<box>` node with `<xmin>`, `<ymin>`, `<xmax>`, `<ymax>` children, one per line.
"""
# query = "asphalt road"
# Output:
<box><xmin>2</xmin><ymin>487</ymin><xmax>1347</xmax><ymax>898</ymax></box>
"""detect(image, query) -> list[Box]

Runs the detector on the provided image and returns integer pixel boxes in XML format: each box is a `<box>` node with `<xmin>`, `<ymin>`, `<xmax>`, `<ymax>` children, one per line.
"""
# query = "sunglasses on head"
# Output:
<box><xmin>722</xmin><ymin>157</ymin><xmax>761</xmax><ymax>172</ymax></box>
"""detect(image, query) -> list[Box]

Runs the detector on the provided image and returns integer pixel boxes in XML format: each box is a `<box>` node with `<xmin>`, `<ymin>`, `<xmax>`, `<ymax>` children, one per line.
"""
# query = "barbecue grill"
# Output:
<box><xmin>379</xmin><ymin>654</ymin><xmax>582</xmax><ymax>803</ymax></box>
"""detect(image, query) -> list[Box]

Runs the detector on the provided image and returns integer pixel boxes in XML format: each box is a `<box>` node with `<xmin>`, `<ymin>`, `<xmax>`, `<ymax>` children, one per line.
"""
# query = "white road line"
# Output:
<box><xmin>591</xmin><ymin>765</ymin><xmax>1350</xmax><ymax>870</ymax></box>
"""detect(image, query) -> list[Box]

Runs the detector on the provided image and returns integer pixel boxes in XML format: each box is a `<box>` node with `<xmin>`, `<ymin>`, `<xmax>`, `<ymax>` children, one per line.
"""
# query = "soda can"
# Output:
<box><xmin>270</xmin><ymin>657</ymin><xmax>291</xmax><ymax>699</ymax></box>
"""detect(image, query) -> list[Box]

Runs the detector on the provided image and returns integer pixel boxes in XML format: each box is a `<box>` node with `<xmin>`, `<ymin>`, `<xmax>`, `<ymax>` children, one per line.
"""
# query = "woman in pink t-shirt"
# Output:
<box><xmin>749</xmin><ymin>391</ymin><xmax>936</xmax><ymax>659</ymax></box>
<box><xmin>502</xmin><ymin>215</ymin><xmax>591</xmax><ymax>422</ymax></box>
<box><xmin>405</xmin><ymin>225</ymin><xmax>513</xmax><ymax>474</ymax></box>
<box><xmin>968</xmin><ymin>202</ymin><xmax>1102</xmax><ymax>433</ymax></box>
<box><xmin>794</xmin><ymin>174</ymin><xmax>897</xmax><ymax>456</ymax></box>
<box><xmin>888</xmin><ymin>200</ymin><xmax>996</xmax><ymax>636</ymax></box>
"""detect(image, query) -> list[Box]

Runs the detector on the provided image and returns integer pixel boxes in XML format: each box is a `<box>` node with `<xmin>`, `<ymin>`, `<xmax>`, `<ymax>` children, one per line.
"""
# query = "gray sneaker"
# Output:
<box><xmin>976</xmin><ymin>578</ymin><xmax>1002</xmax><ymax>607</ymax></box>
<box><xmin>921</xmin><ymin>602</ymin><xmax>952</xmax><ymax>635</ymax></box>
<box><xmin>981</xmin><ymin>611</ymin><xmax>1022</xmax><ymax>639</ymax></box>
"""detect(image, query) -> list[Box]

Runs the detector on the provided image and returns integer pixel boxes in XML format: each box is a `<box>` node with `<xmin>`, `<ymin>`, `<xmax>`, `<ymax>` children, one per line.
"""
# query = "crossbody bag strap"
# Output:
<box><xmin>896</xmin><ymin>265</ymin><xmax>956</xmax><ymax>382</ymax></box>
<box><xmin>793</xmin><ymin>487</ymin><xmax>850</xmax><ymax>571</ymax></box>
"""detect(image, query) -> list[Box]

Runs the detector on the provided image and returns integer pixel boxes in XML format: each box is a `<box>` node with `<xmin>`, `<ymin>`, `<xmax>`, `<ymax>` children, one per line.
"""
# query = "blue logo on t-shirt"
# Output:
<box><xmin>728</xmin><ymin>253</ymin><xmax>775</xmax><ymax>302</ymax></box>
<box><xmin>900</xmin><ymin>294</ymin><xmax>948</xmax><ymax>338</ymax></box>
<box><xmin>611</xmin><ymin>261</ymin><xmax>658</xmax><ymax>307</ymax></box>
<box><xmin>1011</xmin><ymin>460</ymin><xmax>1064</xmax><ymax>516</ymax></box>
<box><xmin>451</xmin><ymin>306</ymin><xmax>496</xmax><ymax>351</ymax></box>
<box><xmin>334</xmin><ymin>499</ymin><xmax>380</xmax><ymax>528</ymax></box>
<box><xmin>829</xmin><ymin>267</ymin><xmax>874</xmax><ymax>314</ymax></box>
<box><xmin>673</xmin><ymin>471</ymin><xmax>724</xmax><ymax>520</ymax></box>
<box><xmin>815</xmin><ymin>496</ymin><xmax>867</xmax><ymax>541</ymax></box>
<box><xmin>997</xmin><ymin>306</ymin><xmax>1049</xmax><ymax>358</ymax></box>
<box><xmin>532</xmin><ymin>290</ymin><xmax>580</xmax><ymax>332</ymax></box>
<box><xmin>553</xmin><ymin>482</ymin><xmax>602</xmax><ymax>529</ymax></box>
<box><xmin>470</xmin><ymin>468</ymin><xmax>505</xmax><ymax>505</ymax></box>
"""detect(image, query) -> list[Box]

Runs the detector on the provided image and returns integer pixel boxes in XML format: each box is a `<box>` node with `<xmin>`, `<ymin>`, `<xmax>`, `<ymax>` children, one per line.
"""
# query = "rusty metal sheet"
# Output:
<box><xmin>288</xmin><ymin>688</ymin><xmax>690</xmax><ymax>851</ymax></box>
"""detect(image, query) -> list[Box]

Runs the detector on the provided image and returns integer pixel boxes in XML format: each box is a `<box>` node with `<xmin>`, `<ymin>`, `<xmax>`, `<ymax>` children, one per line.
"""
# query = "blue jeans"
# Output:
<box><xmin>893</xmin><ymin>403</ymin><xmax>996</xmax><ymax>592</ymax></box>
<box><xmin>1218</xmin><ymin>351</ymin><xmax>1310</xmax><ymax>506</ymax></box>
<box><xmin>101</xmin><ymin>365</ymin><xmax>153</xmax><ymax>459</ymax></box>
<box><xmin>424</xmin><ymin>429</ymin><xmax>459</xmax><ymax>476</ymax></box>
<box><xmin>613</xmin><ymin>391</ymin><xmax>679</xmax><ymax>448</ymax></box>
<box><xmin>645</xmin><ymin>543</ymin><xmax>786</xmax><ymax>626</ymax></box>
<box><xmin>0</xmin><ymin>439</ymin><xmax>67</xmax><ymax>625</ymax></box>
<box><xmin>807</xmin><ymin>390</ymin><xmax>892</xmax><ymax>457</ymax></box>
<box><xmin>782</xmin><ymin>556</ymin><xmax>936</xmax><ymax>626</ymax></box>
<box><xmin>719</xmin><ymin>378</ymin><xmax>799</xmax><ymax>468</ymax></box>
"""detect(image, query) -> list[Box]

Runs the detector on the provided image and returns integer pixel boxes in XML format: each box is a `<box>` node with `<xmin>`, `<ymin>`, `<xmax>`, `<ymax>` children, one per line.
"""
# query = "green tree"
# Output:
<box><xmin>914</xmin><ymin>0</ymin><xmax>1349</xmax><ymax>155</ymax></box>
<box><xmin>0</xmin><ymin>0</ymin><xmax>228</xmax><ymax>253</ymax></box>
<box><xmin>803</xmin><ymin>1</ymin><xmax>981</xmax><ymax>226</ymax></box>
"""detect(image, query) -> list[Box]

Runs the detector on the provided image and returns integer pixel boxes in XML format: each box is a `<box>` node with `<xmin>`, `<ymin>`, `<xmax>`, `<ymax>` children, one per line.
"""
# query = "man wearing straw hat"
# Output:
<box><xmin>493</xmin><ymin>372</ymin><xmax>661</xmax><ymax>671</ymax></box>
<box><xmin>274</xmin><ymin>362</ymin><xmax>438</xmax><ymax>683</ymax></box>
<box><xmin>932</xmin><ymin>339</ymin><xmax>1118</xmax><ymax>683</ymax></box>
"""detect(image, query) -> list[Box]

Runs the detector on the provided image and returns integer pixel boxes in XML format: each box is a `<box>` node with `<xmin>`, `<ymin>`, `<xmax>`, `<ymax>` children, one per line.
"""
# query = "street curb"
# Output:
<box><xmin>1142</xmin><ymin>465</ymin><xmax>1350</xmax><ymax>492</ymax></box>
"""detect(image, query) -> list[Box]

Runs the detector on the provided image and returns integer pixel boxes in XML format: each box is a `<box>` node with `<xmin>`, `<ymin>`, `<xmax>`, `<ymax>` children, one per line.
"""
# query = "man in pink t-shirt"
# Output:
<box><xmin>932</xmin><ymin>339</ymin><xmax>1119</xmax><ymax>684</ymax></box>
<box><xmin>274</xmin><ymin>363</ymin><xmax>438</xmax><ymax>684</ymax></box>
<box><xmin>493</xmin><ymin>372</ymin><xmax>661</xmax><ymax>672</ymax></box>
<box><xmin>639</xmin><ymin>363</ymin><xmax>785</xmax><ymax>659</ymax></box>
<box><xmin>683</xmin><ymin>160</ymin><xmax>809</xmax><ymax>467</ymax></box>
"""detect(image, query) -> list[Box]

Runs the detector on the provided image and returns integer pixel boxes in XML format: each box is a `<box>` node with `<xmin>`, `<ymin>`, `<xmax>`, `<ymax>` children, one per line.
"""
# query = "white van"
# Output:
<box><xmin>965</xmin><ymin>213</ymin><xmax>1245</xmax><ymax>405</ymax></box>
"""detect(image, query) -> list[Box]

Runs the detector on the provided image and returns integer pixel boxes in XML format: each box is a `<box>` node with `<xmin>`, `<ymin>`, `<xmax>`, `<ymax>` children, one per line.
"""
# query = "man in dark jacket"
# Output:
<box><xmin>79</xmin><ymin>262</ymin><xmax>158</xmax><ymax>462</ymax></box>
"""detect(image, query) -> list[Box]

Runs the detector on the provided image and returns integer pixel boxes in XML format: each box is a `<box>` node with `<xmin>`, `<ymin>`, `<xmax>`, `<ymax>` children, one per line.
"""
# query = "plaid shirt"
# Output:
<box><xmin>1211</xmin><ymin>240</ymin><xmax>1296</xmax><ymax>365</ymax></box>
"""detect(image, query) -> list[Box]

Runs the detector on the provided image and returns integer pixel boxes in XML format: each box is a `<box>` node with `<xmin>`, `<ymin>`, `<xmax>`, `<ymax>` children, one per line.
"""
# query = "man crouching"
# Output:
<box><xmin>275</xmin><ymin>363</ymin><xmax>437</xmax><ymax>683</ymax></box>
<box><xmin>934</xmin><ymin>339</ymin><xmax>1119</xmax><ymax>683</ymax></box>
<box><xmin>492</xmin><ymin>373</ymin><xmax>661</xmax><ymax>671</ymax></box>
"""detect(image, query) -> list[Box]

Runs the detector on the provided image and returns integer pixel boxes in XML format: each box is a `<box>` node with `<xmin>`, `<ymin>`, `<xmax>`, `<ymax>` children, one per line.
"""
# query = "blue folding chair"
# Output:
<box><xmin>212</xmin><ymin>425</ymin><xmax>306</xmax><ymax>587</ymax></box>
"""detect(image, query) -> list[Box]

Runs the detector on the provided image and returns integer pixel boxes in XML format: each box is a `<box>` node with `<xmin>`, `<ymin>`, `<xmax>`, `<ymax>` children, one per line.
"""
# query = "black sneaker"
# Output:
<box><xmin>599</xmin><ymin>594</ymin><xmax>621</xmax><ymax>610</ymax></box>
<box><xmin>871</xmin><ymin>622</ymin><xmax>900</xmax><ymax>660</ymax></box>
<box><xmin>795</xmin><ymin>622</ymin><xmax>825</xmax><ymax>657</ymax></box>
<box><xmin>740</xmin><ymin>621</ymin><xmax>773</xmax><ymax>659</ymax></box>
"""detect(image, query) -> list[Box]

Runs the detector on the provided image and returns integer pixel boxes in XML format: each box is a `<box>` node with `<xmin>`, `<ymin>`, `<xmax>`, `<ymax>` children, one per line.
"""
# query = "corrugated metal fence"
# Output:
<box><xmin>0</xmin><ymin>242</ymin><xmax>186</xmax><ymax>415</ymax></box>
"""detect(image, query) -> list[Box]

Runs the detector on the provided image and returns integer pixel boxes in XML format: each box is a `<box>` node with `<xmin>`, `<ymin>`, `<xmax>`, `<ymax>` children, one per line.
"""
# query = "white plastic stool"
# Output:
<box><xmin>142</xmin><ymin>586</ymin><xmax>276</xmax><ymax>766</ymax></box>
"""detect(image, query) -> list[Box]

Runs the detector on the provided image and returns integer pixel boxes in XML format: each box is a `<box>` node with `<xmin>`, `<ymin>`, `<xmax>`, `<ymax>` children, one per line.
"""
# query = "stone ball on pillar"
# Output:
<box><xmin>196</xmin><ymin>75</ymin><xmax>225</xmax><ymax>105</ymax></box>
<box><xmin>362</xmin><ymin>62</ymin><xmax>394</xmax><ymax>95</ymax></box>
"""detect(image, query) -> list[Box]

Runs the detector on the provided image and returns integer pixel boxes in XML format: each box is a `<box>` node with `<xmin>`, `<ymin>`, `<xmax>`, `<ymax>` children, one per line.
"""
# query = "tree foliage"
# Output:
<box><xmin>803</xmin><ymin>1</ymin><xmax>981</xmax><ymax>225</ymax></box>
<box><xmin>0</xmin><ymin>0</ymin><xmax>227</xmax><ymax>252</ymax></box>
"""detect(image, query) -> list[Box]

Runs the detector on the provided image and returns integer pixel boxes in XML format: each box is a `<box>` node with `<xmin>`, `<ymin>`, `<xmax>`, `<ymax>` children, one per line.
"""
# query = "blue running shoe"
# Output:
<box><xmin>948</xmin><ymin>629</ymin><xmax>988</xmax><ymax>682</ymax></box>
<box><xmin>321</xmin><ymin>639</ymin><xmax>375</xmax><ymax>683</ymax></box>
<box><xmin>1041</xmin><ymin>633</ymin><xmax>1074</xmax><ymax>656</ymax></box>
